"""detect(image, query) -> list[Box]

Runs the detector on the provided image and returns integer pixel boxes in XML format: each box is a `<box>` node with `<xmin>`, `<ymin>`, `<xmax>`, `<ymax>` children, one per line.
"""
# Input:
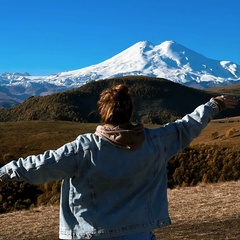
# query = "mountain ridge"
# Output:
<box><xmin>1</xmin><ymin>40</ymin><xmax>240</xmax><ymax>107</ymax></box>
<box><xmin>1</xmin><ymin>76</ymin><xmax>239</xmax><ymax>123</ymax></box>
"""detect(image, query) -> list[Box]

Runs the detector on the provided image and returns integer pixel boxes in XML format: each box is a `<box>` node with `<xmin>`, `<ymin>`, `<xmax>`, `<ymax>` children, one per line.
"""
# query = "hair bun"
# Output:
<box><xmin>98</xmin><ymin>84</ymin><xmax>133</xmax><ymax>124</ymax></box>
<box><xmin>113</xmin><ymin>84</ymin><xmax>129</xmax><ymax>97</ymax></box>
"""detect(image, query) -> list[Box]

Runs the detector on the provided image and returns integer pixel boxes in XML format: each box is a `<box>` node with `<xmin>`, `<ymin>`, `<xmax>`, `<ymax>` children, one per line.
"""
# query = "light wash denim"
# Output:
<box><xmin>0</xmin><ymin>101</ymin><xmax>219</xmax><ymax>239</ymax></box>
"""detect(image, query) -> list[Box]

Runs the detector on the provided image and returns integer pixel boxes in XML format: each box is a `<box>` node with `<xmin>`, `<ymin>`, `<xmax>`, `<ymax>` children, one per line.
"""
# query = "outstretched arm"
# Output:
<box><xmin>160</xmin><ymin>95</ymin><xmax>239</xmax><ymax>161</ymax></box>
<box><xmin>0</xmin><ymin>138</ymin><xmax>83</xmax><ymax>185</ymax></box>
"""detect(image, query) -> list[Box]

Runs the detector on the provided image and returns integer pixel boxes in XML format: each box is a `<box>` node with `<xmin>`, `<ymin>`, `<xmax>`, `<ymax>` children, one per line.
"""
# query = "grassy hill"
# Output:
<box><xmin>1</xmin><ymin>76</ymin><xmax>240</xmax><ymax>123</ymax></box>
<box><xmin>207</xmin><ymin>83</ymin><xmax>240</xmax><ymax>95</ymax></box>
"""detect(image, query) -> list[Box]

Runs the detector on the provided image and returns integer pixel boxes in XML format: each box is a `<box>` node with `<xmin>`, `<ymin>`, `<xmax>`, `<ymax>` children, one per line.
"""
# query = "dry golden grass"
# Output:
<box><xmin>0</xmin><ymin>121</ymin><xmax>98</xmax><ymax>161</ymax></box>
<box><xmin>0</xmin><ymin>118</ymin><xmax>240</xmax><ymax>239</ymax></box>
<box><xmin>0</xmin><ymin>181</ymin><xmax>240</xmax><ymax>240</ymax></box>
<box><xmin>155</xmin><ymin>181</ymin><xmax>240</xmax><ymax>239</ymax></box>
<box><xmin>0</xmin><ymin>117</ymin><xmax>239</xmax><ymax>161</ymax></box>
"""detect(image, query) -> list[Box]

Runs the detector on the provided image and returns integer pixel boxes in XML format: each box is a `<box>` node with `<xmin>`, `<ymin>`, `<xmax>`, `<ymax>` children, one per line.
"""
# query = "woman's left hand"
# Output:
<box><xmin>211</xmin><ymin>95</ymin><xmax>239</xmax><ymax>111</ymax></box>
<box><xmin>222</xmin><ymin>95</ymin><xmax>239</xmax><ymax>109</ymax></box>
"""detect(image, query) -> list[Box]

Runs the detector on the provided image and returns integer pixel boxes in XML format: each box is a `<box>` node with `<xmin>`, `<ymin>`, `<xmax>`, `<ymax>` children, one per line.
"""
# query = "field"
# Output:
<box><xmin>191</xmin><ymin>116</ymin><xmax>240</xmax><ymax>149</ymax></box>
<box><xmin>1</xmin><ymin>181</ymin><xmax>239</xmax><ymax>240</ymax></box>
<box><xmin>0</xmin><ymin>117</ymin><xmax>239</xmax><ymax>160</ymax></box>
<box><xmin>0</xmin><ymin>117</ymin><xmax>240</xmax><ymax>239</ymax></box>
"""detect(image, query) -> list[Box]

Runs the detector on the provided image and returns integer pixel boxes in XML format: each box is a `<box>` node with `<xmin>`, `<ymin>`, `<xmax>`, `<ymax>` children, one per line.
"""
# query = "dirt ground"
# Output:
<box><xmin>155</xmin><ymin>181</ymin><xmax>240</xmax><ymax>240</ymax></box>
<box><xmin>0</xmin><ymin>181</ymin><xmax>240</xmax><ymax>240</ymax></box>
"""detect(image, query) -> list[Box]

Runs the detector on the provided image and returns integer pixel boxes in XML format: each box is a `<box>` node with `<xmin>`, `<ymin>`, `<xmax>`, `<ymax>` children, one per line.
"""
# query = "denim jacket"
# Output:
<box><xmin>0</xmin><ymin>101</ymin><xmax>219</xmax><ymax>239</ymax></box>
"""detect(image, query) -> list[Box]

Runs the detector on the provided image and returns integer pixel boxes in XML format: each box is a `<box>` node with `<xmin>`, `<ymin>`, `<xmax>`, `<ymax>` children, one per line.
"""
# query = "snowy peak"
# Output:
<box><xmin>98</xmin><ymin>40</ymin><xmax>155</xmax><ymax>71</ymax></box>
<box><xmin>161</xmin><ymin>41</ymin><xmax>192</xmax><ymax>63</ymax></box>
<box><xmin>158</xmin><ymin>40</ymin><xmax>182</xmax><ymax>56</ymax></box>
<box><xmin>0</xmin><ymin>72</ymin><xmax>31</xmax><ymax>85</ymax></box>
<box><xmin>122</xmin><ymin>40</ymin><xmax>155</xmax><ymax>53</ymax></box>
<box><xmin>220</xmin><ymin>61</ymin><xmax>239</xmax><ymax>78</ymax></box>
<box><xmin>1</xmin><ymin>40</ymin><xmax>240</xmax><ymax>106</ymax></box>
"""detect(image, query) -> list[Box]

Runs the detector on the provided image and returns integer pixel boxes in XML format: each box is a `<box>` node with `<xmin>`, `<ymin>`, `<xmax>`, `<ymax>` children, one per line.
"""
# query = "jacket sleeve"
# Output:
<box><xmin>0</xmin><ymin>138</ymin><xmax>83</xmax><ymax>184</ymax></box>
<box><xmin>159</xmin><ymin>101</ymin><xmax>220</xmax><ymax>161</ymax></box>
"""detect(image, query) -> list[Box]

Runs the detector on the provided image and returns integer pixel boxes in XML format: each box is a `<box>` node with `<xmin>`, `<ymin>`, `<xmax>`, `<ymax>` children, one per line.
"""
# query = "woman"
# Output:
<box><xmin>0</xmin><ymin>84</ymin><xmax>238</xmax><ymax>240</ymax></box>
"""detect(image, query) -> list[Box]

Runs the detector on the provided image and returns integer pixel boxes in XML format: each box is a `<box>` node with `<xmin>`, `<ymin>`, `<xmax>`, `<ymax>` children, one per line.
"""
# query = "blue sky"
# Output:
<box><xmin>0</xmin><ymin>0</ymin><xmax>239</xmax><ymax>76</ymax></box>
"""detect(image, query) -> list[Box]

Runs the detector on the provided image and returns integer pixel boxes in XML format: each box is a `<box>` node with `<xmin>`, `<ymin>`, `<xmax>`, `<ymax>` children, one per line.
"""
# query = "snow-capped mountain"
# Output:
<box><xmin>1</xmin><ymin>40</ymin><xmax>240</xmax><ymax>106</ymax></box>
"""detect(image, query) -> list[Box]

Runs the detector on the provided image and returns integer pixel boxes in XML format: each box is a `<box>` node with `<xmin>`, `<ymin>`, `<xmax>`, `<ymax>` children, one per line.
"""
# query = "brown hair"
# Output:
<box><xmin>97</xmin><ymin>84</ymin><xmax>133</xmax><ymax>125</ymax></box>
